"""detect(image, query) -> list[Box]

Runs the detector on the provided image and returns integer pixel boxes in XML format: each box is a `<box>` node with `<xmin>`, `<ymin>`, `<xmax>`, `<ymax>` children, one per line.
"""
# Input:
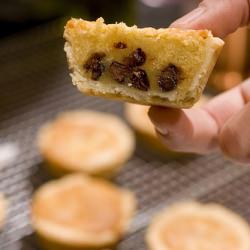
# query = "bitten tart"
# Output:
<box><xmin>64</xmin><ymin>18</ymin><xmax>224</xmax><ymax>108</ymax></box>
<box><xmin>146</xmin><ymin>202</ymin><xmax>250</xmax><ymax>250</ymax></box>
<box><xmin>31</xmin><ymin>174</ymin><xmax>136</xmax><ymax>250</ymax></box>
<box><xmin>37</xmin><ymin>110</ymin><xmax>135</xmax><ymax>177</ymax></box>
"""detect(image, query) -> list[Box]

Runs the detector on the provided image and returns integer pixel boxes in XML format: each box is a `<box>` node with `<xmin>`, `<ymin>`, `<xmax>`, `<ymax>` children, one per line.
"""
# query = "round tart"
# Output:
<box><xmin>31</xmin><ymin>174</ymin><xmax>136</xmax><ymax>250</ymax></box>
<box><xmin>0</xmin><ymin>193</ymin><xmax>7</xmax><ymax>230</ymax></box>
<box><xmin>146</xmin><ymin>202</ymin><xmax>250</xmax><ymax>250</ymax></box>
<box><xmin>37</xmin><ymin>110</ymin><xmax>135</xmax><ymax>177</ymax></box>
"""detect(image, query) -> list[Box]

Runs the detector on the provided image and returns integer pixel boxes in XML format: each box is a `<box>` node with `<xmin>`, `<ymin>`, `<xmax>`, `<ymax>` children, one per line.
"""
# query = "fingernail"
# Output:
<box><xmin>155</xmin><ymin>126</ymin><xmax>168</xmax><ymax>136</ymax></box>
<box><xmin>148</xmin><ymin>107</ymin><xmax>169</xmax><ymax>135</ymax></box>
<box><xmin>170</xmin><ymin>7</ymin><xmax>205</xmax><ymax>28</ymax></box>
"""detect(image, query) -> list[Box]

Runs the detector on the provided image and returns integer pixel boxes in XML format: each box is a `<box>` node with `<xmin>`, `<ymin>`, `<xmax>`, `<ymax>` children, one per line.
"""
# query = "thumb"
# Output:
<box><xmin>170</xmin><ymin>0</ymin><xmax>250</xmax><ymax>38</ymax></box>
<box><xmin>219</xmin><ymin>102</ymin><xmax>250</xmax><ymax>164</ymax></box>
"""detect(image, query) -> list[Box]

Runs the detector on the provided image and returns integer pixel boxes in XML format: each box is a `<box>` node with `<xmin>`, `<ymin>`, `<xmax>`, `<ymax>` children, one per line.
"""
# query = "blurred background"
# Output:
<box><xmin>0</xmin><ymin>0</ymin><xmax>185</xmax><ymax>35</ymax></box>
<box><xmin>1</xmin><ymin>1</ymin><xmax>250</xmax><ymax>250</ymax></box>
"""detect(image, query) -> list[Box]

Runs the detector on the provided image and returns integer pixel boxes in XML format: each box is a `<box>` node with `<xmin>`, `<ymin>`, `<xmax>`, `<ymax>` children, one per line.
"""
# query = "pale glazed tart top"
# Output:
<box><xmin>33</xmin><ymin>176</ymin><xmax>122</xmax><ymax>232</ymax></box>
<box><xmin>161</xmin><ymin>214</ymin><xmax>242</xmax><ymax>249</ymax></box>
<box><xmin>37</xmin><ymin>110</ymin><xmax>135</xmax><ymax>173</ymax></box>
<box><xmin>146</xmin><ymin>202</ymin><xmax>250</xmax><ymax>250</ymax></box>
<box><xmin>32</xmin><ymin>174</ymin><xmax>136</xmax><ymax>246</ymax></box>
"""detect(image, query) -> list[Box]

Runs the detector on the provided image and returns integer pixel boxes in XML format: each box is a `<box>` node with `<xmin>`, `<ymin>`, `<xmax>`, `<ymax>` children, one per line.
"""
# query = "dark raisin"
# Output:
<box><xmin>91</xmin><ymin>63</ymin><xmax>105</xmax><ymax>80</ymax></box>
<box><xmin>130</xmin><ymin>69</ymin><xmax>150</xmax><ymax>91</ymax></box>
<box><xmin>158</xmin><ymin>64</ymin><xmax>180</xmax><ymax>92</ymax></box>
<box><xmin>114</xmin><ymin>42</ymin><xmax>127</xmax><ymax>49</ymax></box>
<box><xmin>109</xmin><ymin>61</ymin><xmax>131</xmax><ymax>83</ymax></box>
<box><xmin>84</xmin><ymin>52</ymin><xmax>106</xmax><ymax>80</ymax></box>
<box><xmin>124</xmin><ymin>48</ymin><xmax>146</xmax><ymax>67</ymax></box>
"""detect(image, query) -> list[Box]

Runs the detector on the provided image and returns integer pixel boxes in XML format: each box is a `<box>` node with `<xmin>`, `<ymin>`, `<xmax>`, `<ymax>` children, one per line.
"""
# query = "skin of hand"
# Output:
<box><xmin>148</xmin><ymin>0</ymin><xmax>250</xmax><ymax>164</ymax></box>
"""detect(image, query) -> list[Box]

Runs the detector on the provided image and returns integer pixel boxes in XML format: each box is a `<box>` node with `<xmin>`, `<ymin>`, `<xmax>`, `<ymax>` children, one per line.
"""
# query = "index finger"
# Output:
<box><xmin>170</xmin><ymin>0</ymin><xmax>250</xmax><ymax>38</ymax></box>
<box><xmin>148</xmin><ymin>79</ymin><xmax>250</xmax><ymax>154</ymax></box>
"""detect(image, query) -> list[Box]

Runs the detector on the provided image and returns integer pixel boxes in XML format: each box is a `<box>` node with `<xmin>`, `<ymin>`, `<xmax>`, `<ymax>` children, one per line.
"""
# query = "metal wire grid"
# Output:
<box><xmin>0</xmin><ymin>21</ymin><xmax>250</xmax><ymax>250</ymax></box>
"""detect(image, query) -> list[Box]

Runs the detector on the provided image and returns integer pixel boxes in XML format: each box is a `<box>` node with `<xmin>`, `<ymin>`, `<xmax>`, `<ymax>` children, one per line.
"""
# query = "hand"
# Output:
<box><xmin>148</xmin><ymin>0</ymin><xmax>250</xmax><ymax>164</ymax></box>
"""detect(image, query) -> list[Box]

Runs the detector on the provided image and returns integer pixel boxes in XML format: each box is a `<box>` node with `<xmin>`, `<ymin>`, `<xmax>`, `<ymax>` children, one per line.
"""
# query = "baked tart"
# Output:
<box><xmin>31</xmin><ymin>174</ymin><xmax>136</xmax><ymax>250</ymax></box>
<box><xmin>37</xmin><ymin>110</ymin><xmax>135</xmax><ymax>177</ymax></box>
<box><xmin>64</xmin><ymin>18</ymin><xmax>223</xmax><ymax>108</ymax></box>
<box><xmin>146</xmin><ymin>202</ymin><xmax>250</xmax><ymax>250</ymax></box>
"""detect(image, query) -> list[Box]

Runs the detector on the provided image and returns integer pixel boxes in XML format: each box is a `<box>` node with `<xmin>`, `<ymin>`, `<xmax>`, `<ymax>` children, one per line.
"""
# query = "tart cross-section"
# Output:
<box><xmin>64</xmin><ymin>18</ymin><xmax>224</xmax><ymax>108</ymax></box>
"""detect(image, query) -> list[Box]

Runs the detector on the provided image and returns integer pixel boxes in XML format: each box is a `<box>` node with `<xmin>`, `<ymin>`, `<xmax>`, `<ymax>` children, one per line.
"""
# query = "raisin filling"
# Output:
<box><xmin>84</xmin><ymin>52</ymin><xmax>106</xmax><ymax>80</ymax></box>
<box><xmin>130</xmin><ymin>69</ymin><xmax>149</xmax><ymax>91</ymax></box>
<box><xmin>158</xmin><ymin>64</ymin><xmax>181</xmax><ymax>92</ymax></box>
<box><xmin>124</xmin><ymin>48</ymin><xmax>146</xmax><ymax>67</ymax></box>
<box><xmin>84</xmin><ymin>48</ymin><xmax>152</xmax><ymax>91</ymax></box>
<box><xmin>109</xmin><ymin>48</ymin><xmax>149</xmax><ymax>90</ymax></box>
<box><xmin>109</xmin><ymin>61</ymin><xmax>131</xmax><ymax>83</ymax></box>
<box><xmin>114</xmin><ymin>42</ymin><xmax>127</xmax><ymax>49</ymax></box>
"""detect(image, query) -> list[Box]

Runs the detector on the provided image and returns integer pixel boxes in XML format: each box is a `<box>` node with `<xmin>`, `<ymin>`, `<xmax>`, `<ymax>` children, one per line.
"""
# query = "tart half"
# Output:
<box><xmin>31</xmin><ymin>174</ymin><xmax>136</xmax><ymax>250</ymax></box>
<box><xmin>37</xmin><ymin>110</ymin><xmax>135</xmax><ymax>177</ymax></box>
<box><xmin>146</xmin><ymin>202</ymin><xmax>250</xmax><ymax>250</ymax></box>
<box><xmin>64</xmin><ymin>18</ymin><xmax>224</xmax><ymax>108</ymax></box>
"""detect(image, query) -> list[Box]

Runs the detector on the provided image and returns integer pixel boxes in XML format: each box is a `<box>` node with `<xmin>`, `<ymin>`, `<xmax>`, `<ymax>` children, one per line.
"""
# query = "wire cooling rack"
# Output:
<box><xmin>1</xmin><ymin>20</ymin><xmax>250</xmax><ymax>250</ymax></box>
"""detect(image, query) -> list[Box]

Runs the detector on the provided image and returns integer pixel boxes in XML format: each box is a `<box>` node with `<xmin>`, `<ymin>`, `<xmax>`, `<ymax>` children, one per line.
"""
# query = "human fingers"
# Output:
<box><xmin>170</xmin><ymin>0</ymin><xmax>250</xmax><ymax>38</ymax></box>
<box><xmin>219</xmin><ymin>102</ymin><xmax>250</xmax><ymax>164</ymax></box>
<box><xmin>148</xmin><ymin>106</ymin><xmax>218</xmax><ymax>154</ymax></box>
<box><xmin>148</xmin><ymin>79</ymin><xmax>250</xmax><ymax>154</ymax></box>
